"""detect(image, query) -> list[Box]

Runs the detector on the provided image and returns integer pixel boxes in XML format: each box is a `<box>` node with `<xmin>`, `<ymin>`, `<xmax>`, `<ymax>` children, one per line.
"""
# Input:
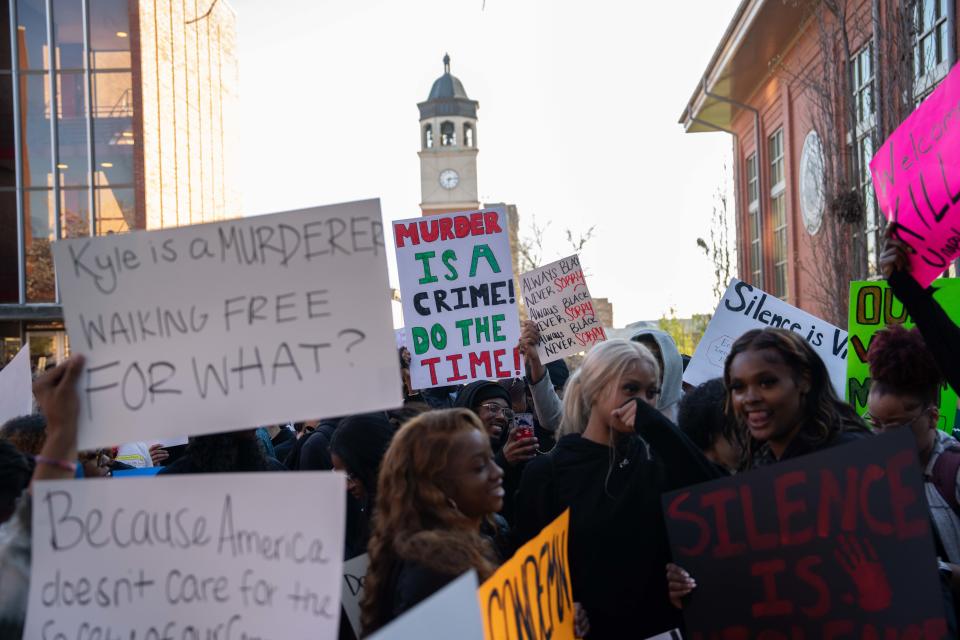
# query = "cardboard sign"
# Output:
<box><xmin>684</xmin><ymin>278</ymin><xmax>848</xmax><ymax>395</ymax></box>
<box><xmin>870</xmin><ymin>61</ymin><xmax>960</xmax><ymax>287</ymax></box>
<box><xmin>52</xmin><ymin>200</ymin><xmax>402</xmax><ymax>450</ymax></box>
<box><xmin>847</xmin><ymin>279</ymin><xmax>960</xmax><ymax>433</ymax></box>
<box><xmin>519</xmin><ymin>254</ymin><xmax>607</xmax><ymax>362</ymax></box>
<box><xmin>663</xmin><ymin>430</ymin><xmax>947</xmax><ymax>638</ymax></box>
<box><xmin>24</xmin><ymin>472</ymin><xmax>346</xmax><ymax>639</ymax></box>
<box><xmin>477</xmin><ymin>509</ymin><xmax>575</xmax><ymax>640</ymax></box>
<box><xmin>367</xmin><ymin>571</ymin><xmax>483</xmax><ymax>640</ymax></box>
<box><xmin>0</xmin><ymin>344</ymin><xmax>32</xmax><ymax>425</ymax></box>
<box><xmin>393</xmin><ymin>208</ymin><xmax>521</xmax><ymax>389</ymax></box>
<box><xmin>341</xmin><ymin>553</ymin><xmax>369</xmax><ymax>638</ymax></box>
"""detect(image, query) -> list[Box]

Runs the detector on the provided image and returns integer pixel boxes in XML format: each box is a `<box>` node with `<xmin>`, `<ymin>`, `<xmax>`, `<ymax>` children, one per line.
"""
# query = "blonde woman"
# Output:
<box><xmin>514</xmin><ymin>339</ymin><xmax>720</xmax><ymax>639</ymax></box>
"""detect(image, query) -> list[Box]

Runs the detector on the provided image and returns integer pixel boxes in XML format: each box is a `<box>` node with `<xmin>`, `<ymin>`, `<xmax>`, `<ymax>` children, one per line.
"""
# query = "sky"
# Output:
<box><xmin>230</xmin><ymin>0</ymin><xmax>742</xmax><ymax>327</ymax></box>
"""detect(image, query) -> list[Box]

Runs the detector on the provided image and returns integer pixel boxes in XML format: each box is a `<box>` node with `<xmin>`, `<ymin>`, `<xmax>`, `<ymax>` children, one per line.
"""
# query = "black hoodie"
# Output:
<box><xmin>455</xmin><ymin>381</ymin><xmax>524</xmax><ymax>523</ymax></box>
<box><xmin>514</xmin><ymin>399</ymin><xmax>721</xmax><ymax>639</ymax></box>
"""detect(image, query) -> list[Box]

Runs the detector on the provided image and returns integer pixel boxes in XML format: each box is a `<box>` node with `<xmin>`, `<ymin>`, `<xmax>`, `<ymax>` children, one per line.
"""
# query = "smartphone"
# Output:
<box><xmin>515</xmin><ymin>413</ymin><xmax>535</xmax><ymax>440</ymax></box>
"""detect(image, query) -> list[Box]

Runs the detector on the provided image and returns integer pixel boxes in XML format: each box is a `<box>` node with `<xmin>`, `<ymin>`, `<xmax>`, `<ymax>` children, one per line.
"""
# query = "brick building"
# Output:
<box><xmin>680</xmin><ymin>0</ymin><xmax>957</xmax><ymax>321</ymax></box>
<box><xmin>0</xmin><ymin>0</ymin><xmax>239</xmax><ymax>368</ymax></box>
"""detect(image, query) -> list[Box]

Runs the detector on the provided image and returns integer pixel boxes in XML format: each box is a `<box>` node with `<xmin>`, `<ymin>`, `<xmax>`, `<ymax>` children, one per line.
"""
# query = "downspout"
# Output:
<box><xmin>702</xmin><ymin>77</ymin><xmax>764</xmax><ymax>287</ymax></box>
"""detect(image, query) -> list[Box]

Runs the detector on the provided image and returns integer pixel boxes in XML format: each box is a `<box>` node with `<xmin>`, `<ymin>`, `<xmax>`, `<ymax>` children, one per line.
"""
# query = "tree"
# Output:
<box><xmin>657</xmin><ymin>307</ymin><xmax>710</xmax><ymax>356</ymax></box>
<box><xmin>777</xmin><ymin>0</ymin><xmax>917</xmax><ymax>326</ymax></box>
<box><xmin>697</xmin><ymin>165</ymin><xmax>734</xmax><ymax>305</ymax></box>
<box><xmin>517</xmin><ymin>214</ymin><xmax>596</xmax><ymax>272</ymax></box>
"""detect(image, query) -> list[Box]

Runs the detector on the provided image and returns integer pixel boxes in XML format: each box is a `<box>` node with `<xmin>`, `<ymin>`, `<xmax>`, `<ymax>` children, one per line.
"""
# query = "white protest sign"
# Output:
<box><xmin>341</xmin><ymin>553</ymin><xmax>369</xmax><ymax>637</ymax></box>
<box><xmin>0</xmin><ymin>344</ymin><xmax>32</xmax><ymax>424</ymax></box>
<box><xmin>52</xmin><ymin>200</ymin><xmax>402</xmax><ymax>450</ymax></box>
<box><xmin>393</xmin><ymin>208</ymin><xmax>521</xmax><ymax>389</ymax></box>
<box><xmin>24</xmin><ymin>472</ymin><xmax>346</xmax><ymax>640</ymax></box>
<box><xmin>520</xmin><ymin>254</ymin><xmax>606</xmax><ymax>362</ymax></box>
<box><xmin>684</xmin><ymin>278</ymin><xmax>848</xmax><ymax>395</ymax></box>
<box><xmin>367</xmin><ymin>571</ymin><xmax>482</xmax><ymax>640</ymax></box>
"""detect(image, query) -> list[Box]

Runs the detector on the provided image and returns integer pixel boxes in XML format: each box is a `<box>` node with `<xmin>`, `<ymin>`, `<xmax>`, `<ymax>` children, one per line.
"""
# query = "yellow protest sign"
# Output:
<box><xmin>477</xmin><ymin>509</ymin><xmax>575</xmax><ymax>640</ymax></box>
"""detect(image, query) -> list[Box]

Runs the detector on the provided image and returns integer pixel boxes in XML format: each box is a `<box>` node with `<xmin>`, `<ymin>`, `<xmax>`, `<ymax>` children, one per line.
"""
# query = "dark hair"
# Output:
<box><xmin>867</xmin><ymin>324</ymin><xmax>942</xmax><ymax>406</ymax></box>
<box><xmin>329</xmin><ymin>414</ymin><xmax>396</xmax><ymax>503</ymax></box>
<box><xmin>183</xmin><ymin>430</ymin><xmax>272</xmax><ymax>472</ymax></box>
<box><xmin>0</xmin><ymin>414</ymin><xmax>47</xmax><ymax>456</ymax></box>
<box><xmin>677</xmin><ymin>378</ymin><xmax>734</xmax><ymax>451</ymax></box>
<box><xmin>0</xmin><ymin>439</ymin><xmax>32</xmax><ymax>523</ymax></box>
<box><xmin>723</xmin><ymin>328</ymin><xmax>866</xmax><ymax>467</ymax></box>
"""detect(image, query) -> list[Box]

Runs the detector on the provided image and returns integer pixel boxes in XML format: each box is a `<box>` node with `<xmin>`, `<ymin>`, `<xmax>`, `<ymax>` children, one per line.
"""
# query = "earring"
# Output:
<box><xmin>447</xmin><ymin>497</ymin><xmax>459</xmax><ymax>511</ymax></box>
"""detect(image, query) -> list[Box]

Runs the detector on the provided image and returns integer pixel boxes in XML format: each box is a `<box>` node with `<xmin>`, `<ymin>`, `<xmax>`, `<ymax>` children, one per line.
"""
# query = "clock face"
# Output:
<box><xmin>439</xmin><ymin>169</ymin><xmax>459</xmax><ymax>190</ymax></box>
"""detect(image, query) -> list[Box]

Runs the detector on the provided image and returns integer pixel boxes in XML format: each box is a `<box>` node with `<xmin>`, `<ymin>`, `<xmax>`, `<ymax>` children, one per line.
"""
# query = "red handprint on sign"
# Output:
<box><xmin>834</xmin><ymin>534</ymin><xmax>892</xmax><ymax>612</ymax></box>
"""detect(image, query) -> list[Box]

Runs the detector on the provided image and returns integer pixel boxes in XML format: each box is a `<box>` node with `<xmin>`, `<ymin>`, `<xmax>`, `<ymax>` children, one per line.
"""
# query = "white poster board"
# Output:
<box><xmin>0</xmin><ymin>344</ymin><xmax>32</xmax><ymax>424</ymax></box>
<box><xmin>341</xmin><ymin>552</ymin><xmax>369</xmax><ymax>637</ymax></box>
<box><xmin>367</xmin><ymin>571</ymin><xmax>482</xmax><ymax>640</ymax></box>
<box><xmin>519</xmin><ymin>254</ymin><xmax>606</xmax><ymax>362</ymax></box>
<box><xmin>52</xmin><ymin>200</ymin><xmax>402</xmax><ymax>450</ymax></box>
<box><xmin>393</xmin><ymin>208</ymin><xmax>521</xmax><ymax>389</ymax></box>
<box><xmin>684</xmin><ymin>278</ymin><xmax>848</xmax><ymax>395</ymax></box>
<box><xmin>24</xmin><ymin>472</ymin><xmax>346</xmax><ymax>640</ymax></box>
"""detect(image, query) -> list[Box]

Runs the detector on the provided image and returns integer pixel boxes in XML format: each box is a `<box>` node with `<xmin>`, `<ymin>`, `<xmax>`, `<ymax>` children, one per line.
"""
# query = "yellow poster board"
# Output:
<box><xmin>477</xmin><ymin>509</ymin><xmax>575</xmax><ymax>640</ymax></box>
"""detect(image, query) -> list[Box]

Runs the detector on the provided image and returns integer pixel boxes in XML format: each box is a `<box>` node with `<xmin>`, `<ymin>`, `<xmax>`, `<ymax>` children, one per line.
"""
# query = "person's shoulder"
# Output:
<box><xmin>265</xmin><ymin>457</ymin><xmax>287</xmax><ymax>471</ymax></box>
<box><xmin>391</xmin><ymin>559</ymin><xmax>457</xmax><ymax>618</ymax></box>
<box><xmin>157</xmin><ymin>457</ymin><xmax>192</xmax><ymax>475</ymax></box>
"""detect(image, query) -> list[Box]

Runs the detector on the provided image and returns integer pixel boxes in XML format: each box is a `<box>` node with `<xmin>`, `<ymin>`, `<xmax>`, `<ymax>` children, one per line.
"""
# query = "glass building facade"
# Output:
<box><xmin>1</xmin><ymin>0</ymin><xmax>238</xmax><ymax>370</ymax></box>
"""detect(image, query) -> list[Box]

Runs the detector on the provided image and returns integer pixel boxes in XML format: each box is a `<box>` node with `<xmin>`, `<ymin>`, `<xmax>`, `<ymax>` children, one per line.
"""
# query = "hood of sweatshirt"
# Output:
<box><xmin>628</xmin><ymin>328</ymin><xmax>683</xmax><ymax>421</ymax></box>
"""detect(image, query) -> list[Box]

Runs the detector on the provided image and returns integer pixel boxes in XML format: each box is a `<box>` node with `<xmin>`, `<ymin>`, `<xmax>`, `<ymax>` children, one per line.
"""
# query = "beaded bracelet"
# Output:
<box><xmin>34</xmin><ymin>455</ymin><xmax>78</xmax><ymax>472</ymax></box>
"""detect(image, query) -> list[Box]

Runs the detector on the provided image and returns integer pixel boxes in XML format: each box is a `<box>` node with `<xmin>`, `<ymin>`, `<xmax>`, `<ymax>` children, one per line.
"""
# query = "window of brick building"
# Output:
<box><xmin>852</xmin><ymin>42</ymin><xmax>878</xmax><ymax>274</ymax></box>
<box><xmin>746</xmin><ymin>153</ymin><xmax>761</xmax><ymax>287</ymax></box>
<box><xmin>915</xmin><ymin>0</ymin><xmax>951</xmax><ymax>96</ymax></box>
<box><xmin>769</xmin><ymin>129</ymin><xmax>787</xmax><ymax>300</ymax></box>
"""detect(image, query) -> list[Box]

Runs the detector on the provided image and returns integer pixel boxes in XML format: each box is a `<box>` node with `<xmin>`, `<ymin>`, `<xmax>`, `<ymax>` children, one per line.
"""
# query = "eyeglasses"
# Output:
<box><xmin>479</xmin><ymin>403</ymin><xmax>515</xmax><ymax>421</ymax></box>
<box><xmin>864</xmin><ymin>408</ymin><xmax>931</xmax><ymax>432</ymax></box>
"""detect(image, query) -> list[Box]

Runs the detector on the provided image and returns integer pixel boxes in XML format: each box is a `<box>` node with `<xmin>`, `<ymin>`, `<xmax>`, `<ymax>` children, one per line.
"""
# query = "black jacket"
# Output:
<box><xmin>889</xmin><ymin>270</ymin><xmax>960</xmax><ymax>391</ymax></box>
<box><xmin>514</xmin><ymin>400</ymin><xmax>721</xmax><ymax>639</ymax></box>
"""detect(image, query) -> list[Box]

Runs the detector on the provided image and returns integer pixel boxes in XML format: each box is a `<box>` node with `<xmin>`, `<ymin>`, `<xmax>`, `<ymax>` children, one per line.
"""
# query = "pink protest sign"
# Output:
<box><xmin>870</xmin><ymin>61</ymin><xmax>960</xmax><ymax>287</ymax></box>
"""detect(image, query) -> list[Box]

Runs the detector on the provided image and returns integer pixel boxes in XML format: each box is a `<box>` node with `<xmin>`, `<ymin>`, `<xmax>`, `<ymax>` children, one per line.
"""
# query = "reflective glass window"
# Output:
<box><xmin>15</xmin><ymin>0</ymin><xmax>50</xmax><ymax>70</ymax></box>
<box><xmin>19</xmin><ymin>72</ymin><xmax>52</xmax><ymax>187</ymax></box>
<box><xmin>53</xmin><ymin>0</ymin><xmax>84</xmax><ymax>70</ymax></box>
<box><xmin>56</xmin><ymin>70</ymin><xmax>88</xmax><ymax>186</ymax></box>
<box><xmin>24</xmin><ymin>188</ymin><xmax>55</xmax><ymax>301</ymax></box>
<box><xmin>0</xmin><ymin>190</ymin><xmax>17</xmax><ymax>302</ymax></box>
<box><xmin>0</xmin><ymin>73</ymin><xmax>14</xmax><ymax>187</ymax></box>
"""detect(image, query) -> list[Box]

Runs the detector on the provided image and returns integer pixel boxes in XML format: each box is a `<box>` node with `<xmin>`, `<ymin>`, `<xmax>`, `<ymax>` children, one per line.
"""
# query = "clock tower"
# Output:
<box><xmin>418</xmin><ymin>54</ymin><xmax>480</xmax><ymax>215</ymax></box>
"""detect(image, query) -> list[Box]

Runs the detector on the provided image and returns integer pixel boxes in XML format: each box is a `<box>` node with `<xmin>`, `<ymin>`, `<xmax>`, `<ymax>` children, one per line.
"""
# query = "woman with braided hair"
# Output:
<box><xmin>867</xmin><ymin>324</ymin><xmax>960</xmax><ymax>622</ymax></box>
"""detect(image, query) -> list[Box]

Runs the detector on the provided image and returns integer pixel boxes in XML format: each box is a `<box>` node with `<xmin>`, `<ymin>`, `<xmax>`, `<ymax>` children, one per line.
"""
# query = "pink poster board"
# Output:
<box><xmin>870</xmin><ymin>61</ymin><xmax>960</xmax><ymax>287</ymax></box>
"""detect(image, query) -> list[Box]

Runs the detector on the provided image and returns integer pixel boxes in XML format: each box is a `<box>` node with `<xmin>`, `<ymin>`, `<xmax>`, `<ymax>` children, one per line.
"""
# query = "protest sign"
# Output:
<box><xmin>393</xmin><ymin>208</ymin><xmax>521</xmax><ymax>389</ymax></box>
<box><xmin>847</xmin><ymin>279</ymin><xmax>960</xmax><ymax>432</ymax></box>
<box><xmin>663</xmin><ymin>430</ymin><xmax>947</xmax><ymax>638</ymax></box>
<box><xmin>683</xmin><ymin>278</ymin><xmax>848</xmax><ymax>395</ymax></box>
<box><xmin>367</xmin><ymin>571</ymin><xmax>483</xmax><ymax>640</ymax></box>
<box><xmin>52</xmin><ymin>200</ymin><xmax>402</xmax><ymax>450</ymax></box>
<box><xmin>341</xmin><ymin>553</ymin><xmax>369</xmax><ymax>638</ymax></box>
<box><xmin>477</xmin><ymin>509</ymin><xmax>574</xmax><ymax>640</ymax></box>
<box><xmin>519</xmin><ymin>254</ymin><xmax>606</xmax><ymax>362</ymax></box>
<box><xmin>24</xmin><ymin>472</ymin><xmax>346</xmax><ymax>639</ymax></box>
<box><xmin>0</xmin><ymin>344</ymin><xmax>32</xmax><ymax>424</ymax></box>
<box><xmin>870</xmin><ymin>61</ymin><xmax>960</xmax><ymax>287</ymax></box>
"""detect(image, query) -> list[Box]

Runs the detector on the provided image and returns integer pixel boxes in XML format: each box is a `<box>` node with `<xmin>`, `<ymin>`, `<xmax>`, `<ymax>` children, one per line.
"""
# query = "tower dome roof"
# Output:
<box><xmin>418</xmin><ymin>53</ymin><xmax>479</xmax><ymax>120</ymax></box>
<box><xmin>428</xmin><ymin>54</ymin><xmax>470</xmax><ymax>100</ymax></box>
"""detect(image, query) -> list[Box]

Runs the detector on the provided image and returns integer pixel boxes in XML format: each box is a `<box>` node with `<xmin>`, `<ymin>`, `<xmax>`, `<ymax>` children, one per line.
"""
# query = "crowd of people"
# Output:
<box><xmin>1</xmin><ymin>230</ymin><xmax>960</xmax><ymax>638</ymax></box>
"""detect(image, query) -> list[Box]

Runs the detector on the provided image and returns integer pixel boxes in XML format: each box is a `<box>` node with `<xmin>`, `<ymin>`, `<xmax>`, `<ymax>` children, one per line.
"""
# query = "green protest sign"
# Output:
<box><xmin>847</xmin><ymin>279</ymin><xmax>960</xmax><ymax>433</ymax></box>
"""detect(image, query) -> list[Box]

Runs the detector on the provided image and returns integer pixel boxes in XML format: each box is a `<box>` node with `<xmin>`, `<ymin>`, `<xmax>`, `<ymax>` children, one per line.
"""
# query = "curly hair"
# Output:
<box><xmin>0</xmin><ymin>414</ymin><xmax>47</xmax><ymax>456</ymax></box>
<box><xmin>677</xmin><ymin>378</ymin><xmax>735</xmax><ymax>451</ymax></box>
<box><xmin>867</xmin><ymin>324</ymin><xmax>942</xmax><ymax>406</ymax></box>
<box><xmin>360</xmin><ymin>409</ymin><xmax>498</xmax><ymax>634</ymax></box>
<box><xmin>723</xmin><ymin>328</ymin><xmax>867</xmax><ymax>469</ymax></box>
